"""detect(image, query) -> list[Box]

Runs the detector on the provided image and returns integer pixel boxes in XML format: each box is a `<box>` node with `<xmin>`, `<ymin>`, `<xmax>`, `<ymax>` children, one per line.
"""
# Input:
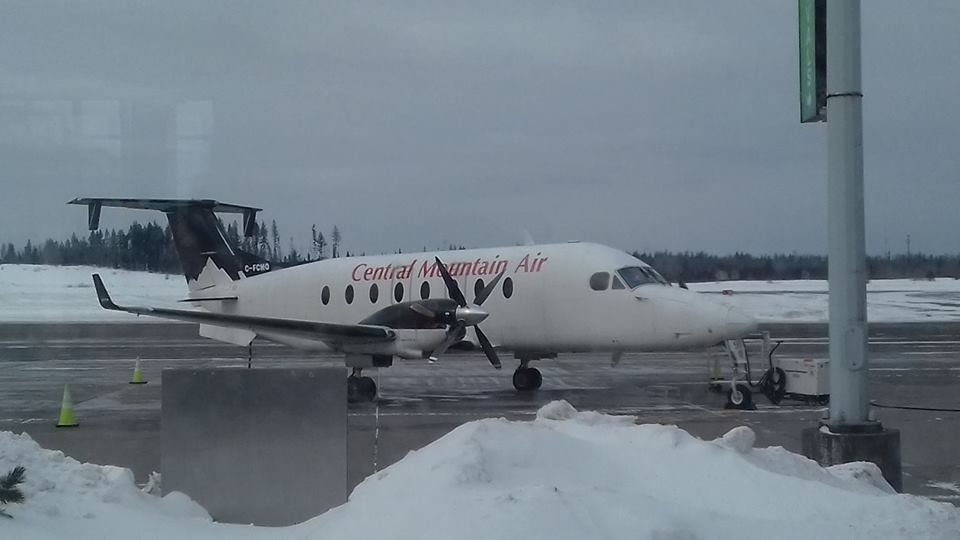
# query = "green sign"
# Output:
<box><xmin>799</xmin><ymin>0</ymin><xmax>826</xmax><ymax>123</ymax></box>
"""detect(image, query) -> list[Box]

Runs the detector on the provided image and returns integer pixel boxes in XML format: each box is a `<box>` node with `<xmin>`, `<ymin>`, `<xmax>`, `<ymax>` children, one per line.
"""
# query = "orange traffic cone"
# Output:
<box><xmin>55</xmin><ymin>384</ymin><xmax>79</xmax><ymax>428</ymax></box>
<box><xmin>129</xmin><ymin>357</ymin><xmax>147</xmax><ymax>385</ymax></box>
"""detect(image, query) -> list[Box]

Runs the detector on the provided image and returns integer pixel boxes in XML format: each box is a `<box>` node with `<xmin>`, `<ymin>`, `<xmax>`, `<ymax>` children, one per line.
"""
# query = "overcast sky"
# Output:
<box><xmin>1</xmin><ymin>1</ymin><xmax>957</xmax><ymax>256</ymax></box>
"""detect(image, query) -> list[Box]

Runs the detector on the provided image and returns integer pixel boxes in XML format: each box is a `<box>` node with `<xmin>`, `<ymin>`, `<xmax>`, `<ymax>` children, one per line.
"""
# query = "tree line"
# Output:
<box><xmin>1</xmin><ymin>221</ymin><xmax>958</xmax><ymax>281</ymax></box>
<box><xmin>634</xmin><ymin>250</ymin><xmax>960</xmax><ymax>283</ymax></box>
<box><xmin>0</xmin><ymin>220</ymin><xmax>347</xmax><ymax>274</ymax></box>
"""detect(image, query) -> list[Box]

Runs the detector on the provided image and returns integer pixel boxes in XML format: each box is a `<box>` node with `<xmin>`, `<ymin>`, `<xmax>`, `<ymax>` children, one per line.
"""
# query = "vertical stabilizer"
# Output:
<box><xmin>68</xmin><ymin>198</ymin><xmax>272</xmax><ymax>292</ymax></box>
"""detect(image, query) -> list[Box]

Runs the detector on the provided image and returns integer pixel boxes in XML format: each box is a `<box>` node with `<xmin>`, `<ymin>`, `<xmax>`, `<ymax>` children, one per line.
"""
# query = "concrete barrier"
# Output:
<box><xmin>162</xmin><ymin>368</ymin><xmax>346</xmax><ymax>525</ymax></box>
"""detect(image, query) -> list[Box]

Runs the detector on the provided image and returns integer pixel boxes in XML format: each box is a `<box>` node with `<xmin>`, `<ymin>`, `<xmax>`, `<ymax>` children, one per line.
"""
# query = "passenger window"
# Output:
<box><xmin>474</xmin><ymin>279</ymin><xmax>485</xmax><ymax>299</ymax></box>
<box><xmin>394</xmin><ymin>282</ymin><xmax>404</xmax><ymax>302</ymax></box>
<box><xmin>345</xmin><ymin>284</ymin><xmax>354</xmax><ymax>304</ymax></box>
<box><xmin>369</xmin><ymin>283</ymin><xmax>379</xmax><ymax>303</ymax></box>
<box><xmin>502</xmin><ymin>276</ymin><xmax>513</xmax><ymax>299</ymax></box>
<box><xmin>420</xmin><ymin>281</ymin><xmax>430</xmax><ymax>300</ymax></box>
<box><xmin>612</xmin><ymin>276</ymin><xmax>625</xmax><ymax>289</ymax></box>
<box><xmin>321</xmin><ymin>285</ymin><xmax>330</xmax><ymax>305</ymax></box>
<box><xmin>589</xmin><ymin>272</ymin><xmax>610</xmax><ymax>291</ymax></box>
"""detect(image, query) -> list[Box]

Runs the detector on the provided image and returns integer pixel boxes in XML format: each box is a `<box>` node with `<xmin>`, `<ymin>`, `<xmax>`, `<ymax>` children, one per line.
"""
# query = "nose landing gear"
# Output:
<box><xmin>716</xmin><ymin>332</ymin><xmax>784</xmax><ymax>410</ymax></box>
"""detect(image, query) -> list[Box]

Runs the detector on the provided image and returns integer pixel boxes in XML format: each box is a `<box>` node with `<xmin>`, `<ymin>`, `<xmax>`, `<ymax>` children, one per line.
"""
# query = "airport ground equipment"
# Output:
<box><xmin>162</xmin><ymin>368</ymin><xmax>347</xmax><ymax>526</ymax></box>
<box><xmin>779</xmin><ymin>357</ymin><xmax>829</xmax><ymax>404</ymax></box>
<box><xmin>710</xmin><ymin>332</ymin><xmax>787</xmax><ymax>409</ymax></box>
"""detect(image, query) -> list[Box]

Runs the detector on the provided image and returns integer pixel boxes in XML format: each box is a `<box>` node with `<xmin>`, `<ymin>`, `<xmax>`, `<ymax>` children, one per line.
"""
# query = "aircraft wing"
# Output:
<box><xmin>91</xmin><ymin>274</ymin><xmax>395</xmax><ymax>345</ymax></box>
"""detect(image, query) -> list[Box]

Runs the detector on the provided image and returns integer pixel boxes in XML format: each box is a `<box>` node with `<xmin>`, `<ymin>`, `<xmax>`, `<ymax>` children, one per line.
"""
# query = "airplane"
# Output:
<box><xmin>69</xmin><ymin>197</ymin><xmax>758</xmax><ymax>402</ymax></box>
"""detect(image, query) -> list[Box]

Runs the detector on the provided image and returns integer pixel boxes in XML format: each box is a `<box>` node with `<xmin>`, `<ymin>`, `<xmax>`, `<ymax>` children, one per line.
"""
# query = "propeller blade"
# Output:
<box><xmin>474</xmin><ymin>326</ymin><xmax>502</xmax><ymax>369</ymax></box>
<box><xmin>435</xmin><ymin>257</ymin><xmax>467</xmax><ymax>307</ymax></box>
<box><xmin>429</xmin><ymin>321</ymin><xmax>466</xmax><ymax>362</ymax></box>
<box><xmin>409</xmin><ymin>302</ymin><xmax>436</xmax><ymax>318</ymax></box>
<box><xmin>473</xmin><ymin>269</ymin><xmax>505</xmax><ymax>306</ymax></box>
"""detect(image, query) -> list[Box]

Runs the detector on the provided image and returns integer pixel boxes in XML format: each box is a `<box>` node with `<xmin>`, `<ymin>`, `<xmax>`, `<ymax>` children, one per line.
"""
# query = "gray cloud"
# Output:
<box><xmin>1</xmin><ymin>1</ymin><xmax>957</xmax><ymax>256</ymax></box>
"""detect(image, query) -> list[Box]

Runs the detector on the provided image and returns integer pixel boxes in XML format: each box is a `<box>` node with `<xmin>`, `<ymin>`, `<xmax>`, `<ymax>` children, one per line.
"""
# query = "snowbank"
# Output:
<box><xmin>3</xmin><ymin>402</ymin><xmax>958</xmax><ymax>539</ymax></box>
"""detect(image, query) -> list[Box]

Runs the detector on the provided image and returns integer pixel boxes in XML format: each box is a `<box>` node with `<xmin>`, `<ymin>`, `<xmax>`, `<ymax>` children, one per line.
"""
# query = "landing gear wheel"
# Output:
<box><xmin>347</xmin><ymin>375</ymin><xmax>378</xmax><ymax>402</ymax></box>
<box><xmin>512</xmin><ymin>367</ymin><xmax>542</xmax><ymax>391</ymax></box>
<box><xmin>725</xmin><ymin>384</ymin><xmax>755</xmax><ymax>410</ymax></box>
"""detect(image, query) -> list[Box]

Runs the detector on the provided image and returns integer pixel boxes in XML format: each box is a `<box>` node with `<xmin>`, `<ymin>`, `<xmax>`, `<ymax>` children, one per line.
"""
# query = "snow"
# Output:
<box><xmin>0</xmin><ymin>264</ymin><xmax>182</xmax><ymax>322</ymax></box>
<box><xmin>2</xmin><ymin>264</ymin><xmax>960</xmax><ymax>323</ymax></box>
<box><xmin>690</xmin><ymin>278</ymin><xmax>960</xmax><ymax>323</ymax></box>
<box><xmin>3</xmin><ymin>401</ymin><xmax>959</xmax><ymax>539</ymax></box>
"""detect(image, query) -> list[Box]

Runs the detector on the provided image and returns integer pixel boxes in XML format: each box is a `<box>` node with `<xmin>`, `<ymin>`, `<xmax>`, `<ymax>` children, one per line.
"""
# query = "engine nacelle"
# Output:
<box><xmin>343</xmin><ymin>328</ymin><xmax>449</xmax><ymax>360</ymax></box>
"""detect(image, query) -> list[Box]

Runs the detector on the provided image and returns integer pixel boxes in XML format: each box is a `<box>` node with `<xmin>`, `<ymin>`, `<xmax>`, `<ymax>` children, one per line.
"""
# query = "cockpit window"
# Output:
<box><xmin>589</xmin><ymin>272</ymin><xmax>610</xmax><ymax>291</ymax></box>
<box><xmin>645</xmin><ymin>266</ymin><xmax>669</xmax><ymax>285</ymax></box>
<box><xmin>611</xmin><ymin>276</ymin><xmax>625</xmax><ymax>289</ymax></box>
<box><xmin>617</xmin><ymin>266</ymin><xmax>668</xmax><ymax>288</ymax></box>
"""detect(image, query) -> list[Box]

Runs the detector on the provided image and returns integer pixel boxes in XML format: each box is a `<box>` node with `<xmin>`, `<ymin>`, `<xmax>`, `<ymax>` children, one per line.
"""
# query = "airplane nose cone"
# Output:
<box><xmin>723</xmin><ymin>307</ymin><xmax>758</xmax><ymax>339</ymax></box>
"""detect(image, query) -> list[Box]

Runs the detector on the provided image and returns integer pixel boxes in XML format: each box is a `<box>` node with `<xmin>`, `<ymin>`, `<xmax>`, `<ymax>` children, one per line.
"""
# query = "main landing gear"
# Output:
<box><xmin>347</xmin><ymin>368</ymin><xmax>377</xmax><ymax>403</ymax></box>
<box><xmin>512</xmin><ymin>363</ymin><xmax>542</xmax><ymax>392</ymax></box>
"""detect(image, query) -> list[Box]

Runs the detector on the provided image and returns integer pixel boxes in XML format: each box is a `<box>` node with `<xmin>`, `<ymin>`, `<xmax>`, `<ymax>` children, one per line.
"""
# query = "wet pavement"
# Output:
<box><xmin>1</xmin><ymin>322</ymin><xmax>958</xmax><ymax>503</ymax></box>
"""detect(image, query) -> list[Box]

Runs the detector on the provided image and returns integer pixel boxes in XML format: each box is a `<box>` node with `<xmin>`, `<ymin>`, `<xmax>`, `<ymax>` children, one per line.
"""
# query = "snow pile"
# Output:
<box><xmin>0</xmin><ymin>264</ymin><xmax>182</xmax><ymax>322</ymax></box>
<box><xmin>4</xmin><ymin>402</ymin><xmax>960</xmax><ymax>539</ymax></box>
<box><xmin>691</xmin><ymin>278</ymin><xmax>960</xmax><ymax>322</ymax></box>
<box><xmin>0</xmin><ymin>431</ymin><xmax>221</xmax><ymax>540</ymax></box>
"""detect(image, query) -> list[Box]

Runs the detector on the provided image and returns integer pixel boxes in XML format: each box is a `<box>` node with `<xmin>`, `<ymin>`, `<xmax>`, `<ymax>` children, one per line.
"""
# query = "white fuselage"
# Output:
<box><xmin>201</xmin><ymin>242</ymin><xmax>756</xmax><ymax>359</ymax></box>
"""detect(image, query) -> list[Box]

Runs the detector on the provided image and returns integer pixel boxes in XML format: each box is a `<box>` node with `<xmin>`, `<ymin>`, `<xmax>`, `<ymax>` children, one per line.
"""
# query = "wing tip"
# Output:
<box><xmin>91</xmin><ymin>274</ymin><xmax>118</xmax><ymax>310</ymax></box>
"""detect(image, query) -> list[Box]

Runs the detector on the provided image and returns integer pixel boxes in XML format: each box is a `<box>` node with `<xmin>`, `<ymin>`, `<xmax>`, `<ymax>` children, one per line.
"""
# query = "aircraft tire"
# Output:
<box><xmin>725</xmin><ymin>384</ymin><xmax>755</xmax><ymax>410</ymax></box>
<box><xmin>347</xmin><ymin>376</ymin><xmax>361</xmax><ymax>403</ymax></box>
<box><xmin>347</xmin><ymin>376</ymin><xmax>378</xmax><ymax>403</ymax></box>
<box><xmin>512</xmin><ymin>367</ymin><xmax>542</xmax><ymax>391</ymax></box>
<box><xmin>359</xmin><ymin>376</ymin><xmax>378</xmax><ymax>401</ymax></box>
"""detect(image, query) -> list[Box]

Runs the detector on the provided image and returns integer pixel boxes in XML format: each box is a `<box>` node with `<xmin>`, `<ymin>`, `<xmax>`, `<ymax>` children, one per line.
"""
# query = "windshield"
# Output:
<box><xmin>617</xmin><ymin>266</ymin><xmax>668</xmax><ymax>288</ymax></box>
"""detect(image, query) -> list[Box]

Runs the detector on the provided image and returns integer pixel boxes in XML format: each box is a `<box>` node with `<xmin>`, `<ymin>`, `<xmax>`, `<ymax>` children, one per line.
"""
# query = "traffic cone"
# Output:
<box><xmin>129</xmin><ymin>357</ymin><xmax>147</xmax><ymax>385</ymax></box>
<box><xmin>55</xmin><ymin>384</ymin><xmax>79</xmax><ymax>428</ymax></box>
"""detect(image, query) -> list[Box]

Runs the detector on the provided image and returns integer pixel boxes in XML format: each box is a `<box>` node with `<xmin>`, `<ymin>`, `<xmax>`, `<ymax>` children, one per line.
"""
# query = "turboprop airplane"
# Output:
<box><xmin>69</xmin><ymin>197</ymin><xmax>758</xmax><ymax>401</ymax></box>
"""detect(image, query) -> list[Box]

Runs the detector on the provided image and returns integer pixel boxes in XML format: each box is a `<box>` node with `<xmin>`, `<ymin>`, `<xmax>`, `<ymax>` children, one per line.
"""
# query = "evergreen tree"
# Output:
<box><xmin>225</xmin><ymin>221</ymin><xmax>241</xmax><ymax>252</ymax></box>
<box><xmin>331</xmin><ymin>225</ymin><xmax>341</xmax><ymax>259</ymax></box>
<box><xmin>2</xmin><ymin>243</ymin><xmax>17</xmax><ymax>263</ymax></box>
<box><xmin>0</xmin><ymin>466</ymin><xmax>25</xmax><ymax>518</ymax></box>
<box><xmin>286</xmin><ymin>237</ymin><xmax>301</xmax><ymax>264</ymax></box>
<box><xmin>271</xmin><ymin>220</ymin><xmax>280</xmax><ymax>260</ymax></box>
<box><xmin>315</xmin><ymin>230</ymin><xmax>327</xmax><ymax>260</ymax></box>
<box><xmin>257</xmin><ymin>220</ymin><xmax>269</xmax><ymax>259</ymax></box>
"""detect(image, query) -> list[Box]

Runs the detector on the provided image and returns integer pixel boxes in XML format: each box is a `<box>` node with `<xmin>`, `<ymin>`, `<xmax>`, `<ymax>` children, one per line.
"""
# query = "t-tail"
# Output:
<box><xmin>68</xmin><ymin>198</ymin><xmax>272</xmax><ymax>292</ymax></box>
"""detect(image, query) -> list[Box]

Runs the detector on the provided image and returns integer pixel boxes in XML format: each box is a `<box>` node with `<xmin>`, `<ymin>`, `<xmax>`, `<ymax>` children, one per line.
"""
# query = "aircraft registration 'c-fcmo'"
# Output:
<box><xmin>69</xmin><ymin>198</ymin><xmax>758</xmax><ymax>401</ymax></box>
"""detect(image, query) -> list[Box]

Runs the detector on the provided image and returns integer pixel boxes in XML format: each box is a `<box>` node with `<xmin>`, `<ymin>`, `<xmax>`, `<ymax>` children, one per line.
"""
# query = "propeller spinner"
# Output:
<box><xmin>427</xmin><ymin>256</ymin><xmax>504</xmax><ymax>368</ymax></box>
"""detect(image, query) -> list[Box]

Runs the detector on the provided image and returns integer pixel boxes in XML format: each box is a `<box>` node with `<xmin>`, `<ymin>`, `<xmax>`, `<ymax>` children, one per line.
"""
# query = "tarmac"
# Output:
<box><xmin>1</xmin><ymin>321</ymin><xmax>959</xmax><ymax>503</ymax></box>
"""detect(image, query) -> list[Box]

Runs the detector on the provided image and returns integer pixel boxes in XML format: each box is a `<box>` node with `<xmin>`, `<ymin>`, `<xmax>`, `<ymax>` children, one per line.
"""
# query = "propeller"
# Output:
<box><xmin>427</xmin><ymin>256</ymin><xmax>504</xmax><ymax>369</ymax></box>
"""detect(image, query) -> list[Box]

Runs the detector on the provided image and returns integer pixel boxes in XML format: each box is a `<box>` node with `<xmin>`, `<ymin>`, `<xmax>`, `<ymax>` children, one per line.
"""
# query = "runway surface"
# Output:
<box><xmin>1</xmin><ymin>322</ymin><xmax>959</xmax><ymax>503</ymax></box>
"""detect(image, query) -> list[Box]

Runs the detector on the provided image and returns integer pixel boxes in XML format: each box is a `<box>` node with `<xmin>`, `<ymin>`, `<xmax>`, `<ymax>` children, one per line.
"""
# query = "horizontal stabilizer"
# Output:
<box><xmin>68</xmin><ymin>197</ymin><xmax>261</xmax><ymax>237</ymax></box>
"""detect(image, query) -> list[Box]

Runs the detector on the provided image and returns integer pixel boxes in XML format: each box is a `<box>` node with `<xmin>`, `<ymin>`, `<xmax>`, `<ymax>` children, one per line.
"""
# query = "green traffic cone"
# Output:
<box><xmin>55</xmin><ymin>384</ymin><xmax>79</xmax><ymax>428</ymax></box>
<box><xmin>129</xmin><ymin>357</ymin><xmax>147</xmax><ymax>385</ymax></box>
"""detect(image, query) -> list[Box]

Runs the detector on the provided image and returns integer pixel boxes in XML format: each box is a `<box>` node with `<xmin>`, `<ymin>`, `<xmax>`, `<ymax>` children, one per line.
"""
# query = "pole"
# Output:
<box><xmin>802</xmin><ymin>0</ymin><xmax>900</xmax><ymax>490</ymax></box>
<box><xmin>826</xmin><ymin>0</ymin><xmax>869</xmax><ymax>428</ymax></box>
